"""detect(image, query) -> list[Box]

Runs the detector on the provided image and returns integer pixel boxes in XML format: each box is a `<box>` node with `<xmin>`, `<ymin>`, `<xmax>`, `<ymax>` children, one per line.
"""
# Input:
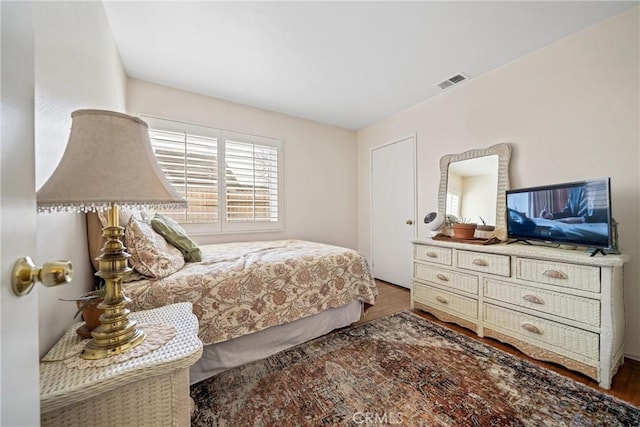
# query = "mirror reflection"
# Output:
<box><xmin>437</xmin><ymin>143</ymin><xmax>511</xmax><ymax>238</ymax></box>
<box><xmin>446</xmin><ymin>155</ymin><xmax>499</xmax><ymax>226</ymax></box>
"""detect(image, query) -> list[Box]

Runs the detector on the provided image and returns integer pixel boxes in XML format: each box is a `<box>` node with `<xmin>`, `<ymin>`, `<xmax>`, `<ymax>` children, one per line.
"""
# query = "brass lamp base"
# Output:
<box><xmin>81</xmin><ymin>205</ymin><xmax>146</xmax><ymax>360</ymax></box>
<box><xmin>81</xmin><ymin>302</ymin><xmax>147</xmax><ymax>360</ymax></box>
<box><xmin>82</xmin><ymin>328</ymin><xmax>146</xmax><ymax>359</ymax></box>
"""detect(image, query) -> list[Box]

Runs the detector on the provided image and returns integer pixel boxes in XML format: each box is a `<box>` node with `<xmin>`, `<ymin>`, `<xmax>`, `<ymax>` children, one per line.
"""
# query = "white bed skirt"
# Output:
<box><xmin>189</xmin><ymin>300</ymin><xmax>363</xmax><ymax>384</ymax></box>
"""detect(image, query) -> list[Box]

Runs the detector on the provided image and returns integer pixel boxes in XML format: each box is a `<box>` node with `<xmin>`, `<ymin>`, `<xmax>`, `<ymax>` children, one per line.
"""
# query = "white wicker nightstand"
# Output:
<box><xmin>40</xmin><ymin>302</ymin><xmax>203</xmax><ymax>427</ymax></box>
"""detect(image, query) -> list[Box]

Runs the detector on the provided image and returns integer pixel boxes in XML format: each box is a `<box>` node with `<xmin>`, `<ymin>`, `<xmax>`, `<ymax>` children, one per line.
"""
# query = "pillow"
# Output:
<box><xmin>124</xmin><ymin>217</ymin><xmax>185</xmax><ymax>279</ymax></box>
<box><xmin>151</xmin><ymin>213</ymin><xmax>202</xmax><ymax>262</ymax></box>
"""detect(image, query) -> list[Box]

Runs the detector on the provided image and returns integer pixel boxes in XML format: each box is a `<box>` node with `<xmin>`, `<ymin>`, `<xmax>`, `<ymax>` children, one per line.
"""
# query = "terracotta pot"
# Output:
<box><xmin>452</xmin><ymin>223</ymin><xmax>477</xmax><ymax>239</ymax></box>
<box><xmin>76</xmin><ymin>292</ymin><xmax>104</xmax><ymax>333</ymax></box>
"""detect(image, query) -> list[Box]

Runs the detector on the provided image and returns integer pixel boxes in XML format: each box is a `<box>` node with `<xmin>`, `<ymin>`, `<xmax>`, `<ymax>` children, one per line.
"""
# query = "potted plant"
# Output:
<box><xmin>449</xmin><ymin>217</ymin><xmax>478</xmax><ymax>239</ymax></box>
<box><xmin>63</xmin><ymin>285</ymin><xmax>105</xmax><ymax>338</ymax></box>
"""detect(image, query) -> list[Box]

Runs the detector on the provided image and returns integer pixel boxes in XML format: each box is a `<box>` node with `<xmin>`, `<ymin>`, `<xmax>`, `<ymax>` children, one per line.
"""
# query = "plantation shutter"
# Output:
<box><xmin>446</xmin><ymin>191</ymin><xmax>460</xmax><ymax>220</ymax></box>
<box><xmin>149</xmin><ymin>129</ymin><xmax>218</xmax><ymax>223</ymax></box>
<box><xmin>144</xmin><ymin>116</ymin><xmax>283</xmax><ymax>232</ymax></box>
<box><xmin>224</xmin><ymin>136</ymin><xmax>279</xmax><ymax>223</ymax></box>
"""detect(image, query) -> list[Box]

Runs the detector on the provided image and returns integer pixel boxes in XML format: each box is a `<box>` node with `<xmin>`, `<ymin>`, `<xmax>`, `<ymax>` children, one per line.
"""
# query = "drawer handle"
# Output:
<box><xmin>520</xmin><ymin>322</ymin><xmax>542</xmax><ymax>335</ymax></box>
<box><xmin>426</xmin><ymin>252</ymin><xmax>438</xmax><ymax>258</ymax></box>
<box><xmin>472</xmin><ymin>258</ymin><xmax>489</xmax><ymax>267</ymax></box>
<box><xmin>435</xmin><ymin>295</ymin><xmax>448</xmax><ymax>304</ymax></box>
<box><xmin>543</xmin><ymin>269</ymin><xmax>568</xmax><ymax>280</ymax></box>
<box><xmin>523</xmin><ymin>294</ymin><xmax>544</xmax><ymax>305</ymax></box>
<box><xmin>436</xmin><ymin>273</ymin><xmax>449</xmax><ymax>282</ymax></box>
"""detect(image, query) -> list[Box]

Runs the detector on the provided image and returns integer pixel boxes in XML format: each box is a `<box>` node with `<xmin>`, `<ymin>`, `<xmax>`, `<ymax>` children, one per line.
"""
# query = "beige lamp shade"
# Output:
<box><xmin>37</xmin><ymin>109</ymin><xmax>186</xmax><ymax>212</ymax></box>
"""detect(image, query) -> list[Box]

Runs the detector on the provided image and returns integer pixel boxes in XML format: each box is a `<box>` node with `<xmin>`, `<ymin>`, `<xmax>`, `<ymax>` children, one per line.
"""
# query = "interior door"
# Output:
<box><xmin>371</xmin><ymin>136</ymin><xmax>416</xmax><ymax>289</ymax></box>
<box><xmin>1</xmin><ymin>3</ymin><xmax>41</xmax><ymax>425</ymax></box>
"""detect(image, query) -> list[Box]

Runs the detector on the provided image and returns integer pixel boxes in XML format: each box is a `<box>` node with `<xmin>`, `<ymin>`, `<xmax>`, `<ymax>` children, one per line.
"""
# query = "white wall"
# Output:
<box><xmin>34</xmin><ymin>2</ymin><xmax>127</xmax><ymax>356</ymax></box>
<box><xmin>357</xmin><ymin>8</ymin><xmax>640</xmax><ymax>358</ymax></box>
<box><xmin>127</xmin><ymin>79</ymin><xmax>359</xmax><ymax>249</ymax></box>
<box><xmin>461</xmin><ymin>174</ymin><xmax>497</xmax><ymax>224</ymax></box>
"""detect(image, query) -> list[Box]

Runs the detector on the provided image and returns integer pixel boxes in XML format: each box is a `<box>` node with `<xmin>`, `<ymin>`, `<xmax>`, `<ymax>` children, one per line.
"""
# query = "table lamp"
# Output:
<box><xmin>37</xmin><ymin>109</ymin><xmax>186</xmax><ymax>360</ymax></box>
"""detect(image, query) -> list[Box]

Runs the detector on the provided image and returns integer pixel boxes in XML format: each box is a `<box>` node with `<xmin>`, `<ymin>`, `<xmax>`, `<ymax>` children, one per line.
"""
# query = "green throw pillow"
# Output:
<box><xmin>151</xmin><ymin>213</ymin><xmax>202</xmax><ymax>262</ymax></box>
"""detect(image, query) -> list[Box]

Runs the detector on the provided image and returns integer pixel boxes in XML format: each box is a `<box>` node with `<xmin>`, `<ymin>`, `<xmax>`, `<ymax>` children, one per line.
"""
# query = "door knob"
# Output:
<box><xmin>406</xmin><ymin>219</ymin><xmax>414</xmax><ymax>225</ymax></box>
<box><xmin>11</xmin><ymin>256</ymin><xmax>73</xmax><ymax>296</ymax></box>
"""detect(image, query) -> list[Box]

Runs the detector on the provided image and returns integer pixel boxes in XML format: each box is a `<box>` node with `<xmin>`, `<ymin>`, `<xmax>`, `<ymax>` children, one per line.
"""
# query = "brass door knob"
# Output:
<box><xmin>11</xmin><ymin>256</ymin><xmax>73</xmax><ymax>296</ymax></box>
<box><xmin>406</xmin><ymin>219</ymin><xmax>414</xmax><ymax>225</ymax></box>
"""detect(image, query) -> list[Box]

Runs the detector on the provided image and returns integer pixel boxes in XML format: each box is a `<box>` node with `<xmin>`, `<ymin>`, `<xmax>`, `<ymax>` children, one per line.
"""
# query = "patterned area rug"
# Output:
<box><xmin>190</xmin><ymin>311</ymin><xmax>639</xmax><ymax>426</ymax></box>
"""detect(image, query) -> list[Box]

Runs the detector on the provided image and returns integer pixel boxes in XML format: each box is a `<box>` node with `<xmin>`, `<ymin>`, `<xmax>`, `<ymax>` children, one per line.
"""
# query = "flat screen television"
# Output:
<box><xmin>506</xmin><ymin>178</ymin><xmax>613</xmax><ymax>253</ymax></box>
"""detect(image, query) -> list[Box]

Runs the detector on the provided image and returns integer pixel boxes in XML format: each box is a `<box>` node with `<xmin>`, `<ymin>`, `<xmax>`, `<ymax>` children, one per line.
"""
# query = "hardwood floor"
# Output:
<box><xmin>357</xmin><ymin>280</ymin><xmax>640</xmax><ymax>407</ymax></box>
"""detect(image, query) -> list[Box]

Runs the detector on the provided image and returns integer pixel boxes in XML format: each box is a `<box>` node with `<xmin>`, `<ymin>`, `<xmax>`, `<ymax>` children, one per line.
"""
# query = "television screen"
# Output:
<box><xmin>506</xmin><ymin>178</ymin><xmax>612</xmax><ymax>249</ymax></box>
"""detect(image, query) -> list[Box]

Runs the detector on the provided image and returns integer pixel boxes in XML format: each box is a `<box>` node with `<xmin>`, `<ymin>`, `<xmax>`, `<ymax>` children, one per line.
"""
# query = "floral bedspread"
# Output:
<box><xmin>123</xmin><ymin>240</ymin><xmax>378</xmax><ymax>345</ymax></box>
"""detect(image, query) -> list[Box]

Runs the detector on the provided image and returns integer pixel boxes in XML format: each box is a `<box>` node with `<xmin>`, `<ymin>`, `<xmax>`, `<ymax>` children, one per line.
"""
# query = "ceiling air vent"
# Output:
<box><xmin>437</xmin><ymin>73</ymin><xmax>470</xmax><ymax>90</ymax></box>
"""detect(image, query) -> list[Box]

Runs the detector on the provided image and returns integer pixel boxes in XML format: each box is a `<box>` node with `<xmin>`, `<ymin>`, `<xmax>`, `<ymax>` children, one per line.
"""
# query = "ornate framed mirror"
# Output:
<box><xmin>437</xmin><ymin>143</ymin><xmax>512</xmax><ymax>238</ymax></box>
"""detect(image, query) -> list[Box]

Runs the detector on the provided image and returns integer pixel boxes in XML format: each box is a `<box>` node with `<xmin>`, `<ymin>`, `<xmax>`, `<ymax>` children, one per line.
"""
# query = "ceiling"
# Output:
<box><xmin>102</xmin><ymin>1</ymin><xmax>635</xmax><ymax>130</ymax></box>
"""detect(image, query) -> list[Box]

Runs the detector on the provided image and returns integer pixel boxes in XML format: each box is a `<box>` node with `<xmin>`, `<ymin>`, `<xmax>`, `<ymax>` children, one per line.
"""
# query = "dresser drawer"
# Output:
<box><xmin>515</xmin><ymin>258</ymin><xmax>600</xmax><ymax>293</ymax></box>
<box><xmin>414</xmin><ymin>263</ymin><xmax>478</xmax><ymax>295</ymax></box>
<box><xmin>414</xmin><ymin>245</ymin><xmax>452</xmax><ymax>266</ymax></box>
<box><xmin>483</xmin><ymin>279</ymin><xmax>600</xmax><ymax>327</ymax></box>
<box><xmin>456</xmin><ymin>250</ymin><xmax>510</xmax><ymax>277</ymax></box>
<box><xmin>413</xmin><ymin>283</ymin><xmax>478</xmax><ymax>319</ymax></box>
<box><xmin>483</xmin><ymin>304</ymin><xmax>599</xmax><ymax>361</ymax></box>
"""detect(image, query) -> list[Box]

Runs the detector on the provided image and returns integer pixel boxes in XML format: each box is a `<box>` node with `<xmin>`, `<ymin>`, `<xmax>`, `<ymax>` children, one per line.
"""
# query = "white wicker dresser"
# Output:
<box><xmin>40</xmin><ymin>302</ymin><xmax>203</xmax><ymax>426</ymax></box>
<box><xmin>411</xmin><ymin>238</ymin><xmax>629</xmax><ymax>389</ymax></box>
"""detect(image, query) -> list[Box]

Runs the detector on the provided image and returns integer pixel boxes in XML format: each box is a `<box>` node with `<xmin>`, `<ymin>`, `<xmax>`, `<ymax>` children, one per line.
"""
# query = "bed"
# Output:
<box><xmin>87</xmin><ymin>212</ymin><xmax>378</xmax><ymax>384</ymax></box>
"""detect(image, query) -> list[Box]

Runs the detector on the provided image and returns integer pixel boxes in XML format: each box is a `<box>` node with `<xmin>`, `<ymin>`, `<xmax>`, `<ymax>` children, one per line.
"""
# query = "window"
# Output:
<box><xmin>149</xmin><ymin>129</ymin><xmax>218</xmax><ymax>223</ymax></box>
<box><xmin>144</xmin><ymin>116</ymin><xmax>283</xmax><ymax>233</ymax></box>
<box><xmin>224</xmin><ymin>133</ymin><xmax>279</xmax><ymax>224</ymax></box>
<box><xmin>446</xmin><ymin>191</ymin><xmax>460</xmax><ymax>220</ymax></box>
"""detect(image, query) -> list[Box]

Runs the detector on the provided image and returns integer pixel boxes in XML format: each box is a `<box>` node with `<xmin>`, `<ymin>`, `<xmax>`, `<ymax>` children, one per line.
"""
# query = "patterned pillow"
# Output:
<box><xmin>124</xmin><ymin>217</ymin><xmax>185</xmax><ymax>279</ymax></box>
